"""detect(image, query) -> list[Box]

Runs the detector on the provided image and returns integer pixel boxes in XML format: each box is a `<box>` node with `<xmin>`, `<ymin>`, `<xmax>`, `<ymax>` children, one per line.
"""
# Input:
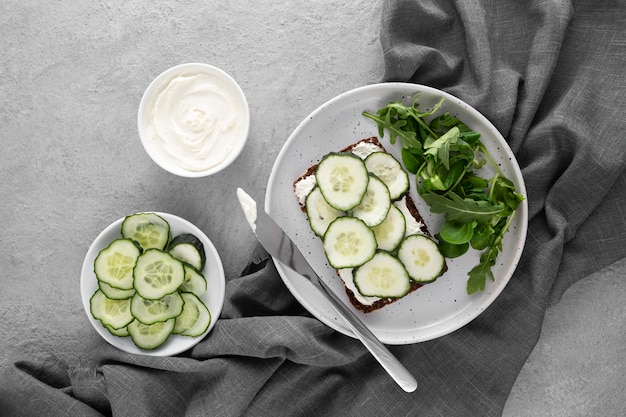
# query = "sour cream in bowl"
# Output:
<box><xmin>138</xmin><ymin>63</ymin><xmax>250</xmax><ymax>177</ymax></box>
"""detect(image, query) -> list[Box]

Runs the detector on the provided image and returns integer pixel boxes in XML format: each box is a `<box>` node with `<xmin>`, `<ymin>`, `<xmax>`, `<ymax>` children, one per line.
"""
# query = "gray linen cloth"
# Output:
<box><xmin>1</xmin><ymin>0</ymin><xmax>625</xmax><ymax>416</ymax></box>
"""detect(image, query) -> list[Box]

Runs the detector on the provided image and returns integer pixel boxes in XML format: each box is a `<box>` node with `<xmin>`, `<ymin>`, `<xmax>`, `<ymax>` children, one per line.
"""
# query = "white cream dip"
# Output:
<box><xmin>145</xmin><ymin>70</ymin><xmax>247</xmax><ymax>173</ymax></box>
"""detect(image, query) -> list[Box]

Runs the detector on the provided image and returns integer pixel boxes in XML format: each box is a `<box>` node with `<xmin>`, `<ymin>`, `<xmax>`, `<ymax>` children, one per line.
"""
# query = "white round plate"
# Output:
<box><xmin>266</xmin><ymin>83</ymin><xmax>528</xmax><ymax>344</ymax></box>
<box><xmin>80</xmin><ymin>212</ymin><xmax>225</xmax><ymax>356</ymax></box>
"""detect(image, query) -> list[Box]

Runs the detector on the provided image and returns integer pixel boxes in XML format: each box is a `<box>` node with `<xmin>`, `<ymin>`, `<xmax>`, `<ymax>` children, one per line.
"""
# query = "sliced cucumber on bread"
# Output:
<box><xmin>305</xmin><ymin>186</ymin><xmax>345</xmax><ymax>237</ymax></box>
<box><xmin>315</xmin><ymin>153</ymin><xmax>369</xmax><ymax>211</ymax></box>
<box><xmin>397</xmin><ymin>234</ymin><xmax>445</xmax><ymax>283</ymax></box>
<box><xmin>293</xmin><ymin>137</ymin><xmax>447</xmax><ymax>313</ymax></box>
<box><xmin>371</xmin><ymin>204</ymin><xmax>406</xmax><ymax>252</ymax></box>
<box><xmin>353</xmin><ymin>252</ymin><xmax>411</xmax><ymax>298</ymax></box>
<box><xmin>351</xmin><ymin>175</ymin><xmax>391</xmax><ymax>227</ymax></box>
<box><xmin>323</xmin><ymin>216</ymin><xmax>377</xmax><ymax>269</ymax></box>
<box><xmin>364</xmin><ymin>152</ymin><xmax>409</xmax><ymax>200</ymax></box>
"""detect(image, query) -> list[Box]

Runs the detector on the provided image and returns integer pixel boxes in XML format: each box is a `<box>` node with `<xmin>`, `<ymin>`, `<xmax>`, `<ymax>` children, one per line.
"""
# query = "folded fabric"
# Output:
<box><xmin>379</xmin><ymin>1</ymin><xmax>626</xmax><ymax>303</ymax></box>
<box><xmin>1</xmin><ymin>258</ymin><xmax>377</xmax><ymax>416</ymax></box>
<box><xmin>376</xmin><ymin>0</ymin><xmax>626</xmax><ymax>412</ymax></box>
<box><xmin>2</xmin><ymin>1</ymin><xmax>625</xmax><ymax>416</ymax></box>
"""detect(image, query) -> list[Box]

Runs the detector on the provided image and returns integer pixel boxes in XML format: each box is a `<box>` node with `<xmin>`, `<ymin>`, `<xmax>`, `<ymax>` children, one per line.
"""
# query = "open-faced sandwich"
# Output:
<box><xmin>293</xmin><ymin>137</ymin><xmax>446</xmax><ymax>313</ymax></box>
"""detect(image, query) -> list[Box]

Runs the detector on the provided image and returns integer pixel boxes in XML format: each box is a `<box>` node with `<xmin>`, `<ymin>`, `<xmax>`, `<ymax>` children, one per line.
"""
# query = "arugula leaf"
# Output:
<box><xmin>421</xmin><ymin>192</ymin><xmax>505</xmax><ymax>224</ymax></box>
<box><xmin>439</xmin><ymin>220</ymin><xmax>477</xmax><ymax>244</ymax></box>
<box><xmin>470</xmin><ymin>223</ymin><xmax>495</xmax><ymax>250</ymax></box>
<box><xmin>363</xmin><ymin>110</ymin><xmax>421</xmax><ymax>149</ymax></box>
<box><xmin>490</xmin><ymin>176</ymin><xmax>524</xmax><ymax>214</ymax></box>
<box><xmin>415</xmin><ymin>96</ymin><xmax>446</xmax><ymax>119</ymax></box>
<box><xmin>431</xmin><ymin>112</ymin><xmax>461</xmax><ymax>130</ymax></box>
<box><xmin>458</xmin><ymin>174</ymin><xmax>489</xmax><ymax>200</ymax></box>
<box><xmin>401</xmin><ymin>147</ymin><xmax>421</xmax><ymax>174</ymax></box>
<box><xmin>436</xmin><ymin>233</ymin><xmax>469</xmax><ymax>258</ymax></box>
<box><xmin>363</xmin><ymin>95</ymin><xmax>524</xmax><ymax>295</ymax></box>
<box><xmin>467</xmin><ymin>254</ymin><xmax>495</xmax><ymax>294</ymax></box>
<box><xmin>424</xmin><ymin>126</ymin><xmax>459</xmax><ymax>170</ymax></box>
<box><xmin>467</xmin><ymin>212</ymin><xmax>516</xmax><ymax>293</ymax></box>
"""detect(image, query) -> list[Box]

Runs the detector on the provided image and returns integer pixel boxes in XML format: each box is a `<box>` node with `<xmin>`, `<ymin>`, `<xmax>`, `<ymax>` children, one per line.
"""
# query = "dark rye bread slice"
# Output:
<box><xmin>293</xmin><ymin>137</ymin><xmax>441</xmax><ymax>313</ymax></box>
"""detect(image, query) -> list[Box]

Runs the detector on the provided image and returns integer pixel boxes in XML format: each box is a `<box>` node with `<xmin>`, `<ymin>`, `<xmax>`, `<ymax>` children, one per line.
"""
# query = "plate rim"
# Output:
<box><xmin>265</xmin><ymin>82</ymin><xmax>528</xmax><ymax>344</ymax></box>
<box><xmin>80</xmin><ymin>211</ymin><xmax>225</xmax><ymax>356</ymax></box>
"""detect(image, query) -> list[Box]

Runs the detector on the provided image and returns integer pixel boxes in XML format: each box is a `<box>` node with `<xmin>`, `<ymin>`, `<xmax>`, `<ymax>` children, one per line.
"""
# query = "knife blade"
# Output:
<box><xmin>236</xmin><ymin>188</ymin><xmax>417</xmax><ymax>393</ymax></box>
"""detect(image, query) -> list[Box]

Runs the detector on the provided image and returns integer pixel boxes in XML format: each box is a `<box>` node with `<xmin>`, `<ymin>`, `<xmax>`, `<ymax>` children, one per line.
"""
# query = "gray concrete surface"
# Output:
<box><xmin>503</xmin><ymin>258</ymin><xmax>626</xmax><ymax>417</ymax></box>
<box><xmin>1</xmin><ymin>1</ymin><xmax>625</xmax><ymax>415</ymax></box>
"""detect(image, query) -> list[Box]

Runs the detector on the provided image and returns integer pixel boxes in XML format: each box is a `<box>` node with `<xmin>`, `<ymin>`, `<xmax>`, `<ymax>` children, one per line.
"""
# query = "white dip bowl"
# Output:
<box><xmin>138</xmin><ymin>63</ymin><xmax>250</xmax><ymax>177</ymax></box>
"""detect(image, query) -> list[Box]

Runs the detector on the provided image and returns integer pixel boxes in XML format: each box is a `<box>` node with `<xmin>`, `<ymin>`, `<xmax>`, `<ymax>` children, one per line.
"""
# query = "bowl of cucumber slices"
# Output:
<box><xmin>80</xmin><ymin>212</ymin><xmax>225</xmax><ymax>356</ymax></box>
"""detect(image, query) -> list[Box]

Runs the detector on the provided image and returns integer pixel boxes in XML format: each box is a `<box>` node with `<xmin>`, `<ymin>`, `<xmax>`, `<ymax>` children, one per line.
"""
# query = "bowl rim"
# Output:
<box><xmin>137</xmin><ymin>62</ymin><xmax>250</xmax><ymax>178</ymax></box>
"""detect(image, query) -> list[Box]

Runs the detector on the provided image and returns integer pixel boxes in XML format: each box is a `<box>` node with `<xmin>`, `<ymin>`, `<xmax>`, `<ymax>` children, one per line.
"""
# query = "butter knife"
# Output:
<box><xmin>236</xmin><ymin>188</ymin><xmax>418</xmax><ymax>393</ymax></box>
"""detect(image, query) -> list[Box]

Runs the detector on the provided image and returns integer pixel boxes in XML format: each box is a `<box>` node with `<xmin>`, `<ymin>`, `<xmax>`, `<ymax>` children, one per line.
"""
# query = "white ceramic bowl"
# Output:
<box><xmin>80</xmin><ymin>212</ymin><xmax>226</xmax><ymax>356</ymax></box>
<box><xmin>138</xmin><ymin>63</ymin><xmax>250</xmax><ymax>177</ymax></box>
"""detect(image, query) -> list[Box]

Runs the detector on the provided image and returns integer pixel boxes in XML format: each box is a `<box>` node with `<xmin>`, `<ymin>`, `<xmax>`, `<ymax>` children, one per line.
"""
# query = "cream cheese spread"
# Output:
<box><xmin>145</xmin><ymin>70</ymin><xmax>247</xmax><ymax>172</ymax></box>
<box><xmin>395</xmin><ymin>196</ymin><xmax>425</xmax><ymax>237</ymax></box>
<box><xmin>338</xmin><ymin>268</ymin><xmax>380</xmax><ymax>306</ymax></box>
<box><xmin>295</xmin><ymin>174</ymin><xmax>317</xmax><ymax>205</ymax></box>
<box><xmin>349</xmin><ymin>141</ymin><xmax>383</xmax><ymax>159</ymax></box>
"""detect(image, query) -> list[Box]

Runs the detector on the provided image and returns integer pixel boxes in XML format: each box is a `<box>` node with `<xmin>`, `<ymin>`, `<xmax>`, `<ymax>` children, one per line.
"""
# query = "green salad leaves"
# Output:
<box><xmin>363</xmin><ymin>95</ymin><xmax>524</xmax><ymax>294</ymax></box>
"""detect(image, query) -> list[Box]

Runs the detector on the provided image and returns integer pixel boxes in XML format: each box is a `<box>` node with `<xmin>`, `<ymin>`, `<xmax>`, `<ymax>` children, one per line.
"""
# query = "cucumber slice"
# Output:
<box><xmin>364</xmin><ymin>152</ymin><xmax>410</xmax><ymax>200</ymax></box>
<box><xmin>89</xmin><ymin>289</ymin><xmax>134</xmax><ymax>330</ymax></box>
<box><xmin>173</xmin><ymin>295</ymin><xmax>199</xmax><ymax>335</ymax></box>
<box><xmin>105</xmin><ymin>325</ymin><xmax>129</xmax><ymax>337</ymax></box>
<box><xmin>315</xmin><ymin>153</ymin><xmax>369</xmax><ymax>211</ymax></box>
<box><xmin>397</xmin><ymin>234</ymin><xmax>445</xmax><ymax>283</ymax></box>
<box><xmin>179</xmin><ymin>264</ymin><xmax>207</xmax><ymax>297</ymax></box>
<box><xmin>351</xmin><ymin>175</ymin><xmax>391</xmax><ymax>227</ymax></box>
<box><xmin>94</xmin><ymin>238</ymin><xmax>140</xmax><ymax>290</ymax></box>
<box><xmin>323</xmin><ymin>217</ymin><xmax>377</xmax><ymax>269</ymax></box>
<box><xmin>122</xmin><ymin>213</ymin><xmax>171</xmax><ymax>251</ymax></box>
<box><xmin>353</xmin><ymin>252</ymin><xmax>411</xmax><ymax>298</ymax></box>
<box><xmin>173</xmin><ymin>292</ymin><xmax>211</xmax><ymax>337</ymax></box>
<box><xmin>127</xmin><ymin>318</ymin><xmax>175</xmax><ymax>350</ymax></box>
<box><xmin>133</xmin><ymin>249</ymin><xmax>185</xmax><ymax>299</ymax></box>
<box><xmin>371</xmin><ymin>204</ymin><xmax>406</xmax><ymax>252</ymax></box>
<box><xmin>98</xmin><ymin>280</ymin><xmax>136</xmax><ymax>300</ymax></box>
<box><xmin>167</xmin><ymin>233</ymin><xmax>206</xmax><ymax>271</ymax></box>
<box><xmin>305</xmin><ymin>186</ymin><xmax>345</xmax><ymax>237</ymax></box>
<box><xmin>130</xmin><ymin>292</ymin><xmax>185</xmax><ymax>325</ymax></box>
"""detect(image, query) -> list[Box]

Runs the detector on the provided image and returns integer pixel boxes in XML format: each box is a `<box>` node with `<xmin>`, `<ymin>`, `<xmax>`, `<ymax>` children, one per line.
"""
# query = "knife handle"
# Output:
<box><xmin>316</xmin><ymin>278</ymin><xmax>418</xmax><ymax>393</ymax></box>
